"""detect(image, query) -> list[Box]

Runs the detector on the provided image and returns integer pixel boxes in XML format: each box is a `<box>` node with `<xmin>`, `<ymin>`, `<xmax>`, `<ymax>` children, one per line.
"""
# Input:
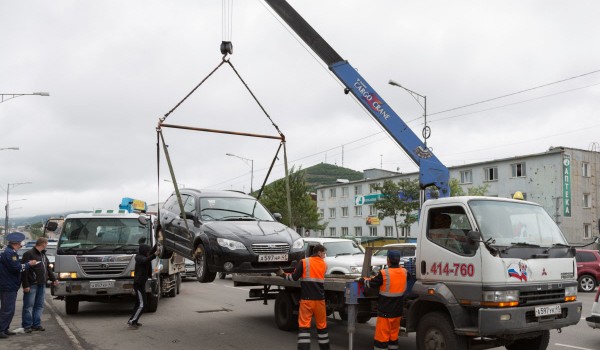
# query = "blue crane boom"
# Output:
<box><xmin>264</xmin><ymin>0</ymin><xmax>450</xmax><ymax>197</ymax></box>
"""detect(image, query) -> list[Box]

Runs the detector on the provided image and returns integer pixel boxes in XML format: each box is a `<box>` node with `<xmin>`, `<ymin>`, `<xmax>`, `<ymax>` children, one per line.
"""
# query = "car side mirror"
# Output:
<box><xmin>45</xmin><ymin>221</ymin><xmax>58</xmax><ymax>232</ymax></box>
<box><xmin>181</xmin><ymin>212</ymin><xmax>195</xmax><ymax>220</ymax></box>
<box><xmin>273</xmin><ymin>213</ymin><xmax>282</xmax><ymax>222</ymax></box>
<box><xmin>467</xmin><ymin>231</ymin><xmax>482</xmax><ymax>251</ymax></box>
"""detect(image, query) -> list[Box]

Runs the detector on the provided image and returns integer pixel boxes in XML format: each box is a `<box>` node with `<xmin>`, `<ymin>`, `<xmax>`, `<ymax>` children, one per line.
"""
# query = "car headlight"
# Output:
<box><xmin>565</xmin><ymin>286</ymin><xmax>577</xmax><ymax>301</ymax></box>
<box><xmin>49</xmin><ymin>263</ymin><xmax>54</xmax><ymax>270</ymax></box>
<box><xmin>292</xmin><ymin>238</ymin><xmax>304</xmax><ymax>250</ymax></box>
<box><xmin>217</xmin><ymin>238</ymin><xmax>246</xmax><ymax>250</ymax></box>
<box><xmin>350</xmin><ymin>266</ymin><xmax>363</xmax><ymax>274</ymax></box>
<box><xmin>482</xmin><ymin>290</ymin><xmax>519</xmax><ymax>307</ymax></box>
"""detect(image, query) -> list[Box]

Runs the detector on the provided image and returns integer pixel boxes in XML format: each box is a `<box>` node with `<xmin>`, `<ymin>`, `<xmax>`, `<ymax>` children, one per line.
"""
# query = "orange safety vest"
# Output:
<box><xmin>379</xmin><ymin>268</ymin><xmax>407</xmax><ymax>297</ymax></box>
<box><xmin>301</xmin><ymin>256</ymin><xmax>326</xmax><ymax>282</ymax></box>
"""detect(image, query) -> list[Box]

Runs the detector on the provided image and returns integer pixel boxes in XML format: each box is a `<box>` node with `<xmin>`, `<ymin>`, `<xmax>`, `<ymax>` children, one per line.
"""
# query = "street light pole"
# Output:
<box><xmin>388</xmin><ymin>80</ymin><xmax>429</xmax><ymax>148</ymax></box>
<box><xmin>3</xmin><ymin>182</ymin><xmax>31</xmax><ymax>243</ymax></box>
<box><xmin>0</xmin><ymin>92</ymin><xmax>50</xmax><ymax>104</ymax></box>
<box><xmin>226</xmin><ymin>153</ymin><xmax>254</xmax><ymax>193</ymax></box>
<box><xmin>0</xmin><ymin>147</ymin><xmax>19</xmax><ymax>151</ymax></box>
<box><xmin>163</xmin><ymin>179</ymin><xmax>185</xmax><ymax>188</ymax></box>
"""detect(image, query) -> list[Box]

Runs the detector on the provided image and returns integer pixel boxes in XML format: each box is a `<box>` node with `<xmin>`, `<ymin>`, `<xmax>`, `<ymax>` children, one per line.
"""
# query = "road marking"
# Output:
<box><xmin>45</xmin><ymin>300</ymin><xmax>85</xmax><ymax>350</ymax></box>
<box><xmin>555</xmin><ymin>344</ymin><xmax>595</xmax><ymax>350</ymax></box>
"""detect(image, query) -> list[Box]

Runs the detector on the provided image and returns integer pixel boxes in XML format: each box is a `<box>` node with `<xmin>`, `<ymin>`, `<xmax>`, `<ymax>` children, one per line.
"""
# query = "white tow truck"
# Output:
<box><xmin>50</xmin><ymin>198</ymin><xmax>185</xmax><ymax>314</ymax></box>
<box><xmin>234</xmin><ymin>196</ymin><xmax>582</xmax><ymax>350</ymax></box>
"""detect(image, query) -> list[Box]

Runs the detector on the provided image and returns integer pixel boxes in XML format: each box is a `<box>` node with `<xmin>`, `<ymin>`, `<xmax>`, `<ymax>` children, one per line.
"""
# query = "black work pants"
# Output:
<box><xmin>128</xmin><ymin>282</ymin><xmax>147</xmax><ymax>324</ymax></box>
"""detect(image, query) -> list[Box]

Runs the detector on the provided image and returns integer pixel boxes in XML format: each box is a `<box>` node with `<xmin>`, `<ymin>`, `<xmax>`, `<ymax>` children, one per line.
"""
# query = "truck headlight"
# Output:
<box><xmin>564</xmin><ymin>286</ymin><xmax>577</xmax><ymax>301</ymax></box>
<box><xmin>350</xmin><ymin>266</ymin><xmax>362</xmax><ymax>274</ymax></box>
<box><xmin>292</xmin><ymin>238</ymin><xmax>304</xmax><ymax>250</ymax></box>
<box><xmin>59</xmin><ymin>272</ymin><xmax>77</xmax><ymax>279</ymax></box>
<box><xmin>482</xmin><ymin>290</ymin><xmax>519</xmax><ymax>307</ymax></box>
<box><xmin>217</xmin><ymin>238</ymin><xmax>246</xmax><ymax>250</ymax></box>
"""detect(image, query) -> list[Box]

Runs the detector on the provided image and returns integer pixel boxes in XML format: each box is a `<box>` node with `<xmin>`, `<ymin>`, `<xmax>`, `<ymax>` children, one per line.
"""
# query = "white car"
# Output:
<box><xmin>586</xmin><ymin>287</ymin><xmax>600</xmax><ymax>328</ymax></box>
<box><xmin>303</xmin><ymin>237</ymin><xmax>387</xmax><ymax>276</ymax></box>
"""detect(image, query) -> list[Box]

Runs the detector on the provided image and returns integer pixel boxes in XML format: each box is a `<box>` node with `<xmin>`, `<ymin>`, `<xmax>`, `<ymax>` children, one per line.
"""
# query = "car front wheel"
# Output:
<box><xmin>195</xmin><ymin>245</ymin><xmax>217</xmax><ymax>283</ymax></box>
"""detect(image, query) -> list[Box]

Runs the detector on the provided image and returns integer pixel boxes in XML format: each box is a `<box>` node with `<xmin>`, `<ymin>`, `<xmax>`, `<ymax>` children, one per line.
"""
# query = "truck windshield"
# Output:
<box><xmin>200</xmin><ymin>197</ymin><xmax>274</xmax><ymax>221</ymax></box>
<box><xmin>58</xmin><ymin>218</ymin><xmax>152</xmax><ymax>249</ymax></box>
<box><xmin>323</xmin><ymin>241</ymin><xmax>364</xmax><ymax>257</ymax></box>
<box><xmin>469</xmin><ymin>200</ymin><xmax>567</xmax><ymax>247</ymax></box>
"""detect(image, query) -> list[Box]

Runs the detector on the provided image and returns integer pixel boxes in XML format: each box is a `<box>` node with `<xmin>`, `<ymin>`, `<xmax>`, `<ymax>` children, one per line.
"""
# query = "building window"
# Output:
<box><xmin>369</xmin><ymin>183</ymin><xmax>380</xmax><ymax>193</ymax></box>
<box><xmin>341</xmin><ymin>227</ymin><xmax>348</xmax><ymax>236</ymax></box>
<box><xmin>369</xmin><ymin>226</ymin><xmax>378</xmax><ymax>237</ymax></box>
<box><xmin>583</xmin><ymin>193</ymin><xmax>591</xmax><ymax>208</ymax></box>
<box><xmin>341</xmin><ymin>187</ymin><xmax>349</xmax><ymax>197</ymax></box>
<box><xmin>329</xmin><ymin>208</ymin><xmax>336</xmax><ymax>218</ymax></box>
<box><xmin>584</xmin><ymin>224</ymin><xmax>592</xmax><ymax>239</ymax></box>
<box><xmin>318</xmin><ymin>209</ymin><xmax>324</xmax><ymax>219</ymax></box>
<box><xmin>319</xmin><ymin>190</ymin><xmax>325</xmax><ymax>201</ymax></box>
<box><xmin>329</xmin><ymin>227</ymin><xmax>336</xmax><ymax>237</ymax></box>
<box><xmin>354</xmin><ymin>185</ymin><xmax>362</xmax><ymax>195</ymax></box>
<box><xmin>354</xmin><ymin>226</ymin><xmax>362</xmax><ymax>236</ymax></box>
<box><xmin>401</xmin><ymin>226</ymin><xmax>410</xmax><ymax>237</ymax></box>
<box><xmin>385</xmin><ymin>226</ymin><xmax>394</xmax><ymax>237</ymax></box>
<box><xmin>511</xmin><ymin>162</ymin><xmax>526</xmax><ymax>177</ymax></box>
<box><xmin>484</xmin><ymin>167</ymin><xmax>498</xmax><ymax>182</ymax></box>
<box><xmin>354</xmin><ymin>206</ymin><xmax>362</xmax><ymax>216</ymax></box>
<box><xmin>319</xmin><ymin>230</ymin><xmax>325</xmax><ymax>237</ymax></box>
<box><xmin>329</xmin><ymin>188</ymin><xmax>336</xmax><ymax>198</ymax></box>
<box><xmin>460</xmin><ymin>170</ymin><xmax>472</xmax><ymax>184</ymax></box>
<box><xmin>369</xmin><ymin>205</ymin><xmax>377</xmax><ymax>216</ymax></box>
<box><xmin>341</xmin><ymin>207</ymin><xmax>349</xmax><ymax>217</ymax></box>
<box><xmin>583</xmin><ymin>162</ymin><xmax>590</xmax><ymax>177</ymax></box>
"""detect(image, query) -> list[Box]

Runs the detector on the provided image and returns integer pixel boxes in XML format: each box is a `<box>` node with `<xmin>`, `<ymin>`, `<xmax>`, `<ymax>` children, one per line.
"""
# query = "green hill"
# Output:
<box><xmin>299</xmin><ymin>163</ymin><xmax>363</xmax><ymax>191</ymax></box>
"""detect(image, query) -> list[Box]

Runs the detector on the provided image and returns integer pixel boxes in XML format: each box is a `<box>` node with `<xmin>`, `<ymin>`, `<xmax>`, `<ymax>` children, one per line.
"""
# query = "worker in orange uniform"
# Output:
<box><xmin>360</xmin><ymin>250</ymin><xmax>407</xmax><ymax>350</ymax></box>
<box><xmin>276</xmin><ymin>244</ymin><xmax>330</xmax><ymax>350</ymax></box>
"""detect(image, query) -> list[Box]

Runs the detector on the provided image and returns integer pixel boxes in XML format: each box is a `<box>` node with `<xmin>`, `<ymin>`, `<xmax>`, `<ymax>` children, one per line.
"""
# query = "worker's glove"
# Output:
<box><xmin>357</xmin><ymin>277</ymin><xmax>366</xmax><ymax>285</ymax></box>
<box><xmin>275</xmin><ymin>267</ymin><xmax>286</xmax><ymax>278</ymax></box>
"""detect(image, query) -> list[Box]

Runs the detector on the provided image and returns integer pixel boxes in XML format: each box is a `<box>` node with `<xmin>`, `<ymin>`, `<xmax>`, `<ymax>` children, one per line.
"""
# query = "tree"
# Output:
<box><xmin>26</xmin><ymin>222</ymin><xmax>44</xmax><ymax>239</ymax></box>
<box><xmin>373</xmin><ymin>179</ymin><xmax>420</xmax><ymax>242</ymax></box>
<box><xmin>259</xmin><ymin>167</ymin><xmax>326</xmax><ymax>231</ymax></box>
<box><xmin>449</xmin><ymin>178</ymin><xmax>489</xmax><ymax>197</ymax></box>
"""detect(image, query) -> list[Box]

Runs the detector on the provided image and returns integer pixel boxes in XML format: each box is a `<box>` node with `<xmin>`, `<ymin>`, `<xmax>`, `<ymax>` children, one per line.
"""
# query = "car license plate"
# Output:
<box><xmin>535</xmin><ymin>304</ymin><xmax>561</xmax><ymax>317</ymax></box>
<box><xmin>90</xmin><ymin>281</ymin><xmax>114</xmax><ymax>289</ymax></box>
<box><xmin>258</xmin><ymin>254</ymin><xmax>288</xmax><ymax>262</ymax></box>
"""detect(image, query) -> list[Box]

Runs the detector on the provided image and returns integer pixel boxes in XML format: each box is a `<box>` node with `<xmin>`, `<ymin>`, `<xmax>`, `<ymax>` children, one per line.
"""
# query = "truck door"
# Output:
<box><xmin>418</xmin><ymin>205</ymin><xmax>482</xmax><ymax>295</ymax></box>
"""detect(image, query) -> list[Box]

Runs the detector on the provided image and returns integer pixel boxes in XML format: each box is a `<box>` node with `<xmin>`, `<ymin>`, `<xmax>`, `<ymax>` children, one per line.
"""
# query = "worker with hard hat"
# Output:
<box><xmin>360</xmin><ymin>249</ymin><xmax>408</xmax><ymax>350</ymax></box>
<box><xmin>0</xmin><ymin>232</ymin><xmax>38</xmax><ymax>339</ymax></box>
<box><xmin>513</xmin><ymin>191</ymin><xmax>524</xmax><ymax>200</ymax></box>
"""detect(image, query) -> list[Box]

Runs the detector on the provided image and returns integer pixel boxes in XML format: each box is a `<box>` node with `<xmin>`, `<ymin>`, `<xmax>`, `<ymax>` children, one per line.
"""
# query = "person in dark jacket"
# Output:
<box><xmin>0</xmin><ymin>232</ymin><xmax>37</xmax><ymax>339</ymax></box>
<box><xmin>21</xmin><ymin>237</ymin><xmax>58</xmax><ymax>333</ymax></box>
<box><xmin>360</xmin><ymin>250</ymin><xmax>408</xmax><ymax>350</ymax></box>
<box><xmin>277</xmin><ymin>244</ymin><xmax>330</xmax><ymax>350</ymax></box>
<box><xmin>127</xmin><ymin>243</ymin><xmax>158</xmax><ymax>329</ymax></box>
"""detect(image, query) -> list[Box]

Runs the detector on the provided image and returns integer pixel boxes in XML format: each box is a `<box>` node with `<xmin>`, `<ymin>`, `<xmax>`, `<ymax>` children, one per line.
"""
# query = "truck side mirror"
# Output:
<box><xmin>45</xmin><ymin>221</ymin><xmax>58</xmax><ymax>232</ymax></box>
<box><xmin>467</xmin><ymin>231</ymin><xmax>482</xmax><ymax>251</ymax></box>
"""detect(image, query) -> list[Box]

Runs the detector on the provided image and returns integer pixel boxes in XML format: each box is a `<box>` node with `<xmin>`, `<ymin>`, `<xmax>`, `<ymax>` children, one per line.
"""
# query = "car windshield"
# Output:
<box><xmin>323</xmin><ymin>241</ymin><xmax>364</xmax><ymax>257</ymax></box>
<box><xmin>200</xmin><ymin>197</ymin><xmax>274</xmax><ymax>221</ymax></box>
<box><xmin>374</xmin><ymin>246</ymin><xmax>416</xmax><ymax>257</ymax></box>
<box><xmin>469</xmin><ymin>199</ymin><xmax>568</xmax><ymax>247</ymax></box>
<box><xmin>58</xmin><ymin>217</ymin><xmax>152</xmax><ymax>249</ymax></box>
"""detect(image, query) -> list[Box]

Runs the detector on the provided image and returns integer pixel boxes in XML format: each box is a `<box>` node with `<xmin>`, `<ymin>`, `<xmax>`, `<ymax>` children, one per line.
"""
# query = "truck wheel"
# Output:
<box><xmin>65</xmin><ymin>296</ymin><xmax>79</xmax><ymax>315</ymax></box>
<box><xmin>505</xmin><ymin>330</ymin><xmax>550</xmax><ymax>350</ymax></box>
<box><xmin>275</xmin><ymin>291</ymin><xmax>298</xmax><ymax>331</ymax></box>
<box><xmin>417</xmin><ymin>311</ymin><xmax>467</xmax><ymax>350</ymax></box>
<box><xmin>195</xmin><ymin>245</ymin><xmax>217</xmax><ymax>283</ymax></box>
<box><xmin>167</xmin><ymin>276</ymin><xmax>177</xmax><ymax>298</ymax></box>
<box><xmin>578</xmin><ymin>274</ymin><xmax>596</xmax><ymax>292</ymax></box>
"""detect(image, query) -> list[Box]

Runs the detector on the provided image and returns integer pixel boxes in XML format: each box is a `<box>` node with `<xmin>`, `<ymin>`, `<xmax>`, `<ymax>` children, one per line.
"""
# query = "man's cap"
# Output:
<box><xmin>387</xmin><ymin>250</ymin><xmax>401</xmax><ymax>260</ymax></box>
<box><xmin>7</xmin><ymin>232</ymin><xmax>26</xmax><ymax>243</ymax></box>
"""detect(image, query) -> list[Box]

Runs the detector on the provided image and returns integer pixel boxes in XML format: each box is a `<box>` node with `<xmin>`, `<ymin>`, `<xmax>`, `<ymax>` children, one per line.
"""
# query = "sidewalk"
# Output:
<box><xmin>2</xmin><ymin>289</ymin><xmax>78</xmax><ymax>349</ymax></box>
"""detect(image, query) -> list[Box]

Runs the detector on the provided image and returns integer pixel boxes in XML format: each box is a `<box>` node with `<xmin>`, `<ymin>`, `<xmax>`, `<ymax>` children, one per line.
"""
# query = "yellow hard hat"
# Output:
<box><xmin>513</xmin><ymin>191</ymin><xmax>524</xmax><ymax>200</ymax></box>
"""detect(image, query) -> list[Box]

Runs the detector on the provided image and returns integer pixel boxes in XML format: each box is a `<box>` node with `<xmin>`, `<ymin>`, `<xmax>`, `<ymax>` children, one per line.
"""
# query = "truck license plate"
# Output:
<box><xmin>90</xmin><ymin>281</ymin><xmax>114</xmax><ymax>289</ymax></box>
<box><xmin>534</xmin><ymin>304</ymin><xmax>561</xmax><ymax>317</ymax></box>
<box><xmin>258</xmin><ymin>254</ymin><xmax>288</xmax><ymax>262</ymax></box>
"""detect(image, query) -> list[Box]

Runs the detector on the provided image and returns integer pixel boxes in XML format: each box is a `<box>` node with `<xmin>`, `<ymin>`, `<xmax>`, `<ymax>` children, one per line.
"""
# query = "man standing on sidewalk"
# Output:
<box><xmin>21</xmin><ymin>237</ymin><xmax>58</xmax><ymax>333</ymax></box>
<box><xmin>0</xmin><ymin>232</ymin><xmax>37</xmax><ymax>339</ymax></box>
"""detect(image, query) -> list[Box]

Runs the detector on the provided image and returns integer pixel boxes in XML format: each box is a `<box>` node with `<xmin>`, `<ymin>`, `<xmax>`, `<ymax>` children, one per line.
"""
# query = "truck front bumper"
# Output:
<box><xmin>478</xmin><ymin>301</ymin><xmax>582</xmax><ymax>336</ymax></box>
<box><xmin>53</xmin><ymin>279</ymin><xmax>151</xmax><ymax>297</ymax></box>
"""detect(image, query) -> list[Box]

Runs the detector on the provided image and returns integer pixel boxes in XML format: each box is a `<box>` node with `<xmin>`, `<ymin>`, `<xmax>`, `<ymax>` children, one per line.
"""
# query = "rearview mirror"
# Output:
<box><xmin>273</xmin><ymin>213</ymin><xmax>282</xmax><ymax>222</ymax></box>
<box><xmin>137</xmin><ymin>216</ymin><xmax>148</xmax><ymax>226</ymax></box>
<box><xmin>467</xmin><ymin>231</ymin><xmax>482</xmax><ymax>251</ymax></box>
<box><xmin>45</xmin><ymin>221</ymin><xmax>58</xmax><ymax>232</ymax></box>
<box><xmin>182</xmin><ymin>212</ymin><xmax>195</xmax><ymax>220</ymax></box>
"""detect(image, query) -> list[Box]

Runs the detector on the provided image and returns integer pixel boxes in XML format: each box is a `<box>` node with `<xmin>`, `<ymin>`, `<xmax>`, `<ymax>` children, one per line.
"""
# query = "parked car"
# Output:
<box><xmin>575</xmin><ymin>249</ymin><xmax>600</xmax><ymax>292</ymax></box>
<box><xmin>586</xmin><ymin>287</ymin><xmax>600</xmax><ymax>329</ymax></box>
<box><xmin>374</xmin><ymin>243</ymin><xmax>417</xmax><ymax>266</ymax></box>
<box><xmin>159</xmin><ymin>189</ymin><xmax>305</xmax><ymax>283</ymax></box>
<box><xmin>181</xmin><ymin>259</ymin><xmax>196</xmax><ymax>280</ymax></box>
<box><xmin>303</xmin><ymin>237</ymin><xmax>387</xmax><ymax>276</ymax></box>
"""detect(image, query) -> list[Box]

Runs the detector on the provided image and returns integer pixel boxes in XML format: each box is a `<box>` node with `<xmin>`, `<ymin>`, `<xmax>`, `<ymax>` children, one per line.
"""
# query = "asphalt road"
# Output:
<box><xmin>7</xmin><ymin>278</ymin><xmax>600</xmax><ymax>350</ymax></box>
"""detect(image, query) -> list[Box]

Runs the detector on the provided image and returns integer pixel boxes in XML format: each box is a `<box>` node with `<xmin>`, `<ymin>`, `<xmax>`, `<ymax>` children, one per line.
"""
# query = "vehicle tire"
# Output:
<box><xmin>176</xmin><ymin>273</ymin><xmax>181</xmax><ymax>295</ymax></box>
<box><xmin>167</xmin><ymin>276</ymin><xmax>177</xmax><ymax>298</ymax></box>
<box><xmin>578</xmin><ymin>274</ymin><xmax>596</xmax><ymax>292</ymax></box>
<box><xmin>356</xmin><ymin>313</ymin><xmax>371</xmax><ymax>323</ymax></box>
<box><xmin>156</xmin><ymin>229</ymin><xmax>173</xmax><ymax>259</ymax></box>
<box><xmin>65</xmin><ymin>296</ymin><xmax>79</xmax><ymax>315</ymax></box>
<box><xmin>505</xmin><ymin>330</ymin><xmax>550</xmax><ymax>350</ymax></box>
<box><xmin>416</xmin><ymin>311</ymin><xmax>467</xmax><ymax>350</ymax></box>
<box><xmin>274</xmin><ymin>291</ymin><xmax>298</xmax><ymax>331</ymax></box>
<box><xmin>195</xmin><ymin>245</ymin><xmax>217</xmax><ymax>283</ymax></box>
<box><xmin>146</xmin><ymin>277</ymin><xmax>160</xmax><ymax>313</ymax></box>
<box><xmin>219</xmin><ymin>272</ymin><xmax>227</xmax><ymax>279</ymax></box>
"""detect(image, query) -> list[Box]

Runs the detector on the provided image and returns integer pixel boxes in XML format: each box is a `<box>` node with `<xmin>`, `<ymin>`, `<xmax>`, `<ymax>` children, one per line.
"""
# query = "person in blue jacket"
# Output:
<box><xmin>0</xmin><ymin>232</ymin><xmax>37</xmax><ymax>339</ymax></box>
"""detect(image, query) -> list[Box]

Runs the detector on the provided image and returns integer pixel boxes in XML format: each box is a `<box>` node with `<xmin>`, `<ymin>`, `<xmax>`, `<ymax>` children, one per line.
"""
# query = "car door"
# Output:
<box><xmin>161</xmin><ymin>194</ymin><xmax>181</xmax><ymax>252</ymax></box>
<box><xmin>172</xmin><ymin>194</ymin><xmax>196</xmax><ymax>258</ymax></box>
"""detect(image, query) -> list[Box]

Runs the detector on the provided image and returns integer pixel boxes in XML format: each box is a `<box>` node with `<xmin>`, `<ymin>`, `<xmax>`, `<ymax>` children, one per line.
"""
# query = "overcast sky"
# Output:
<box><xmin>1</xmin><ymin>0</ymin><xmax>599</xmax><ymax>218</ymax></box>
